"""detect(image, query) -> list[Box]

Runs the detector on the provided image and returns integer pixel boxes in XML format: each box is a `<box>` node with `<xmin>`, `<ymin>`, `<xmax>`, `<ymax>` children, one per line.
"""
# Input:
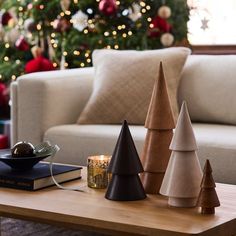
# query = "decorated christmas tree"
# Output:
<box><xmin>0</xmin><ymin>0</ymin><xmax>189</xmax><ymax>115</ymax></box>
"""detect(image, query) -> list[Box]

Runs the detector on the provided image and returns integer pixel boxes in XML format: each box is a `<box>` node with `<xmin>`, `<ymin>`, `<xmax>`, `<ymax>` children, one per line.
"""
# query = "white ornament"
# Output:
<box><xmin>128</xmin><ymin>3</ymin><xmax>141</xmax><ymax>22</ymax></box>
<box><xmin>158</xmin><ymin>6</ymin><xmax>171</xmax><ymax>19</ymax></box>
<box><xmin>201</xmin><ymin>17</ymin><xmax>209</xmax><ymax>30</ymax></box>
<box><xmin>161</xmin><ymin>33</ymin><xmax>174</xmax><ymax>47</ymax></box>
<box><xmin>4</xmin><ymin>27</ymin><xmax>21</xmax><ymax>45</ymax></box>
<box><xmin>71</xmin><ymin>10</ymin><xmax>88</xmax><ymax>32</ymax></box>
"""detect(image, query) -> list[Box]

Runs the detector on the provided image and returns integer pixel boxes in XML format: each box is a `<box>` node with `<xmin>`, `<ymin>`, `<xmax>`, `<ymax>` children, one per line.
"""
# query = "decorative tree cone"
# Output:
<box><xmin>160</xmin><ymin>151</ymin><xmax>202</xmax><ymax>207</ymax></box>
<box><xmin>160</xmin><ymin>101</ymin><xmax>202</xmax><ymax>207</ymax></box>
<box><xmin>144</xmin><ymin>63</ymin><xmax>175</xmax><ymax>130</ymax></box>
<box><xmin>108</xmin><ymin>120</ymin><xmax>144</xmax><ymax>175</ymax></box>
<box><xmin>141</xmin><ymin>130</ymin><xmax>172</xmax><ymax>172</ymax></box>
<box><xmin>105</xmin><ymin>175</ymin><xmax>146</xmax><ymax>201</ymax></box>
<box><xmin>140</xmin><ymin>172</ymin><xmax>164</xmax><ymax>193</ymax></box>
<box><xmin>141</xmin><ymin>62</ymin><xmax>175</xmax><ymax>194</ymax></box>
<box><xmin>105</xmin><ymin>120</ymin><xmax>146</xmax><ymax>201</ymax></box>
<box><xmin>197</xmin><ymin>160</ymin><xmax>220</xmax><ymax>214</ymax></box>
<box><xmin>169</xmin><ymin>101</ymin><xmax>197</xmax><ymax>151</ymax></box>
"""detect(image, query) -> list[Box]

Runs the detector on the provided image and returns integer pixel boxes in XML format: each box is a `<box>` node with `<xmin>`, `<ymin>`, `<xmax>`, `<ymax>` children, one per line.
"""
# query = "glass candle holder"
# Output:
<box><xmin>87</xmin><ymin>155</ymin><xmax>111</xmax><ymax>189</ymax></box>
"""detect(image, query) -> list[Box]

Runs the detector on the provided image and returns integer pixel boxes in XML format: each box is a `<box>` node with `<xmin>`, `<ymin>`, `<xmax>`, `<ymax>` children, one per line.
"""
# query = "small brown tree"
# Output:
<box><xmin>197</xmin><ymin>159</ymin><xmax>220</xmax><ymax>214</ymax></box>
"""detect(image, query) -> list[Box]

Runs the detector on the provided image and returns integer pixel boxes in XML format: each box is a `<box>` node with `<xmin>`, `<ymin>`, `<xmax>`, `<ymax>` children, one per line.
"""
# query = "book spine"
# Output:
<box><xmin>0</xmin><ymin>177</ymin><xmax>33</xmax><ymax>190</ymax></box>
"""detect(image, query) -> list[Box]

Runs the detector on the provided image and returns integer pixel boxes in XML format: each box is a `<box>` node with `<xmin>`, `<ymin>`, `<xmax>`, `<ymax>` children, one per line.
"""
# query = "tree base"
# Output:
<box><xmin>201</xmin><ymin>207</ymin><xmax>215</xmax><ymax>214</ymax></box>
<box><xmin>168</xmin><ymin>197</ymin><xmax>197</xmax><ymax>207</ymax></box>
<box><xmin>105</xmin><ymin>174</ymin><xmax>146</xmax><ymax>201</ymax></box>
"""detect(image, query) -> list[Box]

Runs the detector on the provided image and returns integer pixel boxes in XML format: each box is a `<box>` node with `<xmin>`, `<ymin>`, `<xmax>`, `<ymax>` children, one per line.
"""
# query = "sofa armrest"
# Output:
<box><xmin>11</xmin><ymin>67</ymin><xmax>94</xmax><ymax>146</ymax></box>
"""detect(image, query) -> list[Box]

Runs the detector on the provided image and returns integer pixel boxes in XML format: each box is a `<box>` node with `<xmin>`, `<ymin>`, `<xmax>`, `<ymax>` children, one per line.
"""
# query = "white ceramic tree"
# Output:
<box><xmin>160</xmin><ymin>101</ymin><xmax>202</xmax><ymax>207</ymax></box>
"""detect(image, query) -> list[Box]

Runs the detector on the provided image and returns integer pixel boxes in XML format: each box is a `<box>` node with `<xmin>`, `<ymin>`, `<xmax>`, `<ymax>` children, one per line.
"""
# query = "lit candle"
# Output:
<box><xmin>87</xmin><ymin>155</ymin><xmax>111</xmax><ymax>189</ymax></box>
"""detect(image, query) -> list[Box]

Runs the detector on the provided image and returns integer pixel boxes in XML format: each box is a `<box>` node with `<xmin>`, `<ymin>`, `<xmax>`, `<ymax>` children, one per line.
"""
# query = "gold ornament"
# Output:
<box><xmin>158</xmin><ymin>6</ymin><xmax>171</xmax><ymax>19</ymax></box>
<box><xmin>7</xmin><ymin>18</ymin><xmax>16</xmax><ymax>28</ymax></box>
<box><xmin>161</xmin><ymin>33</ymin><xmax>174</xmax><ymax>47</ymax></box>
<box><xmin>60</xmin><ymin>0</ymin><xmax>71</xmax><ymax>11</ymax></box>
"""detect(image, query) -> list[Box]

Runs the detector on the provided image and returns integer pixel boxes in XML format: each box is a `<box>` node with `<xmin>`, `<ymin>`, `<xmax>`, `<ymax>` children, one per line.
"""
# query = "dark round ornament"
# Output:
<box><xmin>24</xmin><ymin>18</ymin><xmax>37</xmax><ymax>32</ymax></box>
<box><xmin>53</xmin><ymin>17</ymin><xmax>71</xmax><ymax>33</ymax></box>
<box><xmin>0</xmin><ymin>11</ymin><xmax>12</xmax><ymax>26</ymax></box>
<box><xmin>11</xmin><ymin>141</ymin><xmax>35</xmax><ymax>158</ymax></box>
<box><xmin>15</xmin><ymin>36</ymin><xmax>30</xmax><ymax>51</ymax></box>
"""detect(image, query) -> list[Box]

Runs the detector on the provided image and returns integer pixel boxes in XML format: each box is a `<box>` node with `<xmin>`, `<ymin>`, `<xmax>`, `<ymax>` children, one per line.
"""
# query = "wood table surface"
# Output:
<box><xmin>0</xmin><ymin>167</ymin><xmax>235</xmax><ymax>236</ymax></box>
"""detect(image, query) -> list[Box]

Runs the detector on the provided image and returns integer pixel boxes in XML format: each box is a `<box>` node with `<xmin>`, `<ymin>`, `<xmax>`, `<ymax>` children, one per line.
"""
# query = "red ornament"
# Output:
<box><xmin>0</xmin><ymin>135</ymin><xmax>8</xmax><ymax>149</ymax></box>
<box><xmin>53</xmin><ymin>17</ymin><xmax>71</xmax><ymax>33</ymax></box>
<box><xmin>0</xmin><ymin>83</ymin><xmax>8</xmax><ymax>106</ymax></box>
<box><xmin>25</xmin><ymin>56</ymin><xmax>55</xmax><ymax>74</ymax></box>
<box><xmin>148</xmin><ymin>16</ymin><xmax>171</xmax><ymax>38</ymax></box>
<box><xmin>99</xmin><ymin>0</ymin><xmax>117</xmax><ymax>16</ymax></box>
<box><xmin>15</xmin><ymin>36</ymin><xmax>30</xmax><ymax>51</ymax></box>
<box><xmin>0</xmin><ymin>11</ymin><xmax>12</xmax><ymax>26</ymax></box>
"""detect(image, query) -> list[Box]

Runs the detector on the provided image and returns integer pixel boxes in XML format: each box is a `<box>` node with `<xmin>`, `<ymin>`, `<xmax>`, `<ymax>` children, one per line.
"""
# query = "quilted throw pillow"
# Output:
<box><xmin>78</xmin><ymin>47</ymin><xmax>191</xmax><ymax>125</ymax></box>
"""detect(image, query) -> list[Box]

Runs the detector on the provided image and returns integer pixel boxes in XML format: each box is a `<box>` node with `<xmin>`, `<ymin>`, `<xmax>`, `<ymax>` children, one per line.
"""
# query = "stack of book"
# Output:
<box><xmin>0</xmin><ymin>161</ymin><xmax>82</xmax><ymax>190</ymax></box>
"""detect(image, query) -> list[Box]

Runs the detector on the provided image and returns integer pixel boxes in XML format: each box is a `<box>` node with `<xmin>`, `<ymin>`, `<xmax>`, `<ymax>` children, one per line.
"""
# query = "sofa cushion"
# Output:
<box><xmin>45</xmin><ymin>123</ymin><xmax>236</xmax><ymax>184</ymax></box>
<box><xmin>44</xmin><ymin>124</ymin><xmax>145</xmax><ymax>166</ymax></box>
<box><xmin>179</xmin><ymin>55</ymin><xmax>236</xmax><ymax>125</ymax></box>
<box><xmin>78</xmin><ymin>48</ymin><xmax>191</xmax><ymax>125</ymax></box>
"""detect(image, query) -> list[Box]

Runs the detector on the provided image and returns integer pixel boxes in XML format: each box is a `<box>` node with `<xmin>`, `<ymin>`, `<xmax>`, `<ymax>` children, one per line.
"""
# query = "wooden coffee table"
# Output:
<box><xmin>0</xmin><ymin>168</ymin><xmax>235</xmax><ymax>236</ymax></box>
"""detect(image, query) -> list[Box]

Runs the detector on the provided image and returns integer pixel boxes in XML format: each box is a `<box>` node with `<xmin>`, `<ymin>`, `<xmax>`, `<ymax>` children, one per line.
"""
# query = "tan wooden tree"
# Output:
<box><xmin>140</xmin><ymin>62</ymin><xmax>175</xmax><ymax>194</ymax></box>
<box><xmin>197</xmin><ymin>159</ymin><xmax>220</xmax><ymax>214</ymax></box>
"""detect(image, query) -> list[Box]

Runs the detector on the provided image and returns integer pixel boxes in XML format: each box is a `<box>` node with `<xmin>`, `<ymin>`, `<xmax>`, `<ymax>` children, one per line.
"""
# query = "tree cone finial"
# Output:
<box><xmin>169</xmin><ymin>101</ymin><xmax>198</xmax><ymax>151</ymax></box>
<box><xmin>145</xmin><ymin>62</ymin><xmax>175</xmax><ymax>130</ymax></box>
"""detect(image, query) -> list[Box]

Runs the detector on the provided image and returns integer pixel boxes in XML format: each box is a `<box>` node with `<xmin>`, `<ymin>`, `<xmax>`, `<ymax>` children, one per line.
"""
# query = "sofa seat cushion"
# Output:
<box><xmin>44</xmin><ymin>124</ymin><xmax>145</xmax><ymax>166</ymax></box>
<box><xmin>44</xmin><ymin>123</ymin><xmax>236</xmax><ymax>184</ymax></box>
<box><xmin>193</xmin><ymin>123</ymin><xmax>236</xmax><ymax>184</ymax></box>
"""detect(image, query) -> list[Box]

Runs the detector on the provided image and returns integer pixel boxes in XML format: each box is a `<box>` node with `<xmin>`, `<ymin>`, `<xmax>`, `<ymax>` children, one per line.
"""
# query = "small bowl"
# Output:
<box><xmin>0</xmin><ymin>149</ymin><xmax>51</xmax><ymax>171</ymax></box>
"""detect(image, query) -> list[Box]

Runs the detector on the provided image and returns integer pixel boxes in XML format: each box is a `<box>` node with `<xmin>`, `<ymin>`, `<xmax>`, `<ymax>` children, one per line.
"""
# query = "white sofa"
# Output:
<box><xmin>11</xmin><ymin>55</ymin><xmax>236</xmax><ymax>184</ymax></box>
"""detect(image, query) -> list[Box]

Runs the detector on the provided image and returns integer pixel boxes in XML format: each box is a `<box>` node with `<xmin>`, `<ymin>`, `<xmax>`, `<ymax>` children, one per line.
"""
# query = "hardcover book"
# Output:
<box><xmin>0</xmin><ymin>161</ymin><xmax>82</xmax><ymax>190</ymax></box>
